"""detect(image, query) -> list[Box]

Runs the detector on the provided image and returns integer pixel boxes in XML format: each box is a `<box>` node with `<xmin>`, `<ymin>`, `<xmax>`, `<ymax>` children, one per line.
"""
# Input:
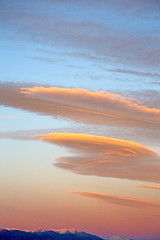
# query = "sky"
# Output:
<box><xmin>0</xmin><ymin>0</ymin><xmax>160</xmax><ymax>240</ymax></box>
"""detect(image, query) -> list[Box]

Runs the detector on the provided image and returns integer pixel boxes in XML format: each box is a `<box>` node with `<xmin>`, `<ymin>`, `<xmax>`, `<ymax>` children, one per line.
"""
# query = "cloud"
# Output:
<box><xmin>70</xmin><ymin>191</ymin><xmax>160</xmax><ymax>211</ymax></box>
<box><xmin>0</xmin><ymin>126</ymin><xmax>86</xmax><ymax>140</ymax></box>
<box><xmin>0</xmin><ymin>82</ymin><xmax>160</xmax><ymax>131</ymax></box>
<box><xmin>0</xmin><ymin>130</ymin><xmax>40</xmax><ymax>140</ymax></box>
<box><xmin>134</xmin><ymin>185</ymin><xmax>160</xmax><ymax>190</ymax></box>
<box><xmin>124</xmin><ymin>89</ymin><xmax>160</xmax><ymax>109</ymax></box>
<box><xmin>67</xmin><ymin>64</ymin><xmax>84</xmax><ymax>69</ymax></box>
<box><xmin>28</xmin><ymin>56</ymin><xmax>56</xmax><ymax>63</ymax></box>
<box><xmin>152</xmin><ymin>81</ymin><xmax>160</xmax><ymax>85</ymax></box>
<box><xmin>1</xmin><ymin>0</ymin><xmax>160</xmax><ymax>69</ymax></box>
<box><xmin>107</xmin><ymin>69</ymin><xmax>160</xmax><ymax>79</ymax></box>
<box><xmin>36</xmin><ymin>133</ymin><xmax>160</xmax><ymax>183</ymax></box>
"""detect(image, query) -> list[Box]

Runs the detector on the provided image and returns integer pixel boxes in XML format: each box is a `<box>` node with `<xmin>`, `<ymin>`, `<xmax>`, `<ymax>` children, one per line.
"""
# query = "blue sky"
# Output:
<box><xmin>1</xmin><ymin>0</ymin><xmax>160</xmax><ymax>90</ymax></box>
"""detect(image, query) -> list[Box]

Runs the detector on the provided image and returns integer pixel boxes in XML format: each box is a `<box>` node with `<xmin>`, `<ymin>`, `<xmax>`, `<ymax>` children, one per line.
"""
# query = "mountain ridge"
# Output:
<box><xmin>0</xmin><ymin>229</ymin><xmax>134</xmax><ymax>240</ymax></box>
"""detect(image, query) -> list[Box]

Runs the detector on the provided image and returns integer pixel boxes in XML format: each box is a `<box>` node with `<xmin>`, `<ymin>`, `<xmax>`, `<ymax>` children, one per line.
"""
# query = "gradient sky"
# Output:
<box><xmin>0</xmin><ymin>1</ymin><xmax>160</xmax><ymax>240</ymax></box>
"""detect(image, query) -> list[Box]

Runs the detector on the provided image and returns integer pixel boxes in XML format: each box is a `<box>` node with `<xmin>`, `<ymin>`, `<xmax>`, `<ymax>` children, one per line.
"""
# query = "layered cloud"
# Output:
<box><xmin>0</xmin><ymin>82</ymin><xmax>160</xmax><ymax>130</ymax></box>
<box><xmin>70</xmin><ymin>191</ymin><xmax>160</xmax><ymax>211</ymax></box>
<box><xmin>36</xmin><ymin>133</ymin><xmax>160</xmax><ymax>183</ymax></box>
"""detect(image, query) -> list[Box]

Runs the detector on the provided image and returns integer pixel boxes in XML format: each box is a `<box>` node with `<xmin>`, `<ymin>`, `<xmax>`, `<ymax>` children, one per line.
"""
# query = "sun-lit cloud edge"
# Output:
<box><xmin>134</xmin><ymin>185</ymin><xmax>160</xmax><ymax>190</ymax></box>
<box><xmin>69</xmin><ymin>191</ymin><xmax>160</xmax><ymax>210</ymax></box>
<box><xmin>21</xmin><ymin>86</ymin><xmax>160</xmax><ymax>121</ymax></box>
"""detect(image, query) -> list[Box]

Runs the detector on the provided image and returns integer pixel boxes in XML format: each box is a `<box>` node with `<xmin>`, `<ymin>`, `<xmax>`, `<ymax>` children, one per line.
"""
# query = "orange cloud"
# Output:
<box><xmin>0</xmin><ymin>82</ymin><xmax>160</xmax><ymax>130</ymax></box>
<box><xmin>134</xmin><ymin>185</ymin><xmax>160</xmax><ymax>190</ymax></box>
<box><xmin>70</xmin><ymin>191</ymin><xmax>160</xmax><ymax>210</ymax></box>
<box><xmin>36</xmin><ymin>133</ymin><xmax>160</xmax><ymax>183</ymax></box>
<box><xmin>21</xmin><ymin>86</ymin><xmax>160</xmax><ymax>126</ymax></box>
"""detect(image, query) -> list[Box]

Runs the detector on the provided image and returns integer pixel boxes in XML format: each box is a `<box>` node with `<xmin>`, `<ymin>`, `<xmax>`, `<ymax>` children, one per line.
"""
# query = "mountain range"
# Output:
<box><xmin>0</xmin><ymin>229</ymin><xmax>134</xmax><ymax>240</ymax></box>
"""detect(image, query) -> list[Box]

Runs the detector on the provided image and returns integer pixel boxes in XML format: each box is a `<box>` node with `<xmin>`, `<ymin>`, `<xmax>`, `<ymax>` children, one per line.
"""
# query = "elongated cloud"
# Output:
<box><xmin>21</xmin><ymin>86</ymin><xmax>160</xmax><ymax>123</ymax></box>
<box><xmin>0</xmin><ymin>82</ymin><xmax>160</xmax><ymax>130</ymax></box>
<box><xmin>37</xmin><ymin>133</ymin><xmax>160</xmax><ymax>183</ymax></box>
<box><xmin>70</xmin><ymin>191</ymin><xmax>160</xmax><ymax>210</ymax></box>
<box><xmin>135</xmin><ymin>185</ymin><xmax>160</xmax><ymax>190</ymax></box>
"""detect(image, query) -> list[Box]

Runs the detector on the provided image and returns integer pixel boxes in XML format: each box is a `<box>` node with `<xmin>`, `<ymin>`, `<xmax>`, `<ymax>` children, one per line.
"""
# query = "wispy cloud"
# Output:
<box><xmin>28</xmin><ymin>56</ymin><xmax>56</xmax><ymax>63</ymax></box>
<box><xmin>152</xmin><ymin>81</ymin><xmax>160</xmax><ymax>85</ymax></box>
<box><xmin>124</xmin><ymin>89</ymin><xmax>160</xmax><ymax>109</ymax></box>
<box><xmin>36</xmin><ymin>133</ymin><xmax>160</xmax><ymax>183</ymax></box>
<box><xmin>70</xmin><ymin>191</ymin><xmax>160</xmax><ymax>210</ymax></box>
<box><xmin>107</xmin><ymin>69</ymin><xmax>160</xmax><ymax>79</ymax></box>
<box><xmin>0</xmin><ymin>130</ymin><xmax>39</xmax><ymax>140</ymax></box>
<box><xmin>134</xmin><ymin>185</ymin><xmax>160</xmax><ymax>190</ymax></box>
<box><xmin>1</xmin><ymin>0</ymin><xmax>160</xmax><ymax>70</ymax></box>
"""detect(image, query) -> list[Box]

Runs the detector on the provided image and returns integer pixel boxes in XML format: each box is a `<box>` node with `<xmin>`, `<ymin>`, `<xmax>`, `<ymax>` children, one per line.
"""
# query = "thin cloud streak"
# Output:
<box><xmin>0</xmin><ymin>82</ymin><xmax>160</xmax><ymax>131</ymax></box>
<box><xmin>37</xmin><ymin>133</ymin><xmax>160</xmax><ymax>183</ymax></box>
<box><xmin>135</xmin><ymin>185</ymin><xmax>160</xmax><ymax>190</ymax></box>
<box><xmin>70</xmin><ymin>191</ymin><xmax>160</xmax><ymax>210</ymax></box>
<box><xmin>0</xmin><ymin>130</ymin><xmax>41</xmax><ymax>141</ymax></box>
<box><xmin>28</xmin><ymin>56</ymin><xmax>56</xmax><ymax>63</ymax></box>
<box><xmin>107</xmin><ymin>69</ymin><xmax>160</xmax><ymax>79</ymax></box>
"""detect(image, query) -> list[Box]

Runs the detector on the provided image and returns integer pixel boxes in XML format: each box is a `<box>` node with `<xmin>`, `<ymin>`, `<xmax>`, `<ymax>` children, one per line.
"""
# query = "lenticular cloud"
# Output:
<box><xmin>0</xmin><ymin>82</ymin><xmax>160</xmax><ymax>130</ymax></box>
<box><xmin>37</xmin><ymin>133</ymin><xmax>160</xmax><ymax>183</ymax></box>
